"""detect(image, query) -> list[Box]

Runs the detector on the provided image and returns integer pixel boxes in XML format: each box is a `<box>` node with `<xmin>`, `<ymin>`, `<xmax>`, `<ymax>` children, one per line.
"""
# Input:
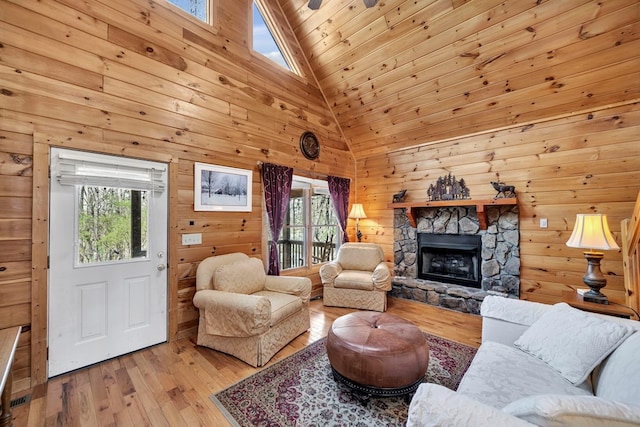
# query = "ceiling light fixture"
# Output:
<box><xmin>308</xmin><ymin>0</ymin><xmax>378</xmax><ymax>10</ymax></box>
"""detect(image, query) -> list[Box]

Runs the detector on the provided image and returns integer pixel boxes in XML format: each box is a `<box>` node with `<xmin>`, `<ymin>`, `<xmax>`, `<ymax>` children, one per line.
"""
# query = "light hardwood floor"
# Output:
<box><xmin>10</xmin><ymin>298</ymin><xmax>482</xmax><ymax>426</ymax></box>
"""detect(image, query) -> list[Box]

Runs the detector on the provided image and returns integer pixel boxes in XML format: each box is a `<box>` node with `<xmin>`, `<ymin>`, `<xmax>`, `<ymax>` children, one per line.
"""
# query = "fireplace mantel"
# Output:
<box><xmin>388</xmin><ymin>198</ymin><xmax>517</xmax><ymax>229</ymax></box>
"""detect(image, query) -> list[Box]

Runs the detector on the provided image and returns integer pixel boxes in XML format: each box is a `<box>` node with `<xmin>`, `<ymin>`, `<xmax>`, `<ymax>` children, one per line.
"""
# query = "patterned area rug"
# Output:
<box><xmin>211</xmin><ymin>333</ymin><xmax>477</xmax><ymax>426</ymax></box>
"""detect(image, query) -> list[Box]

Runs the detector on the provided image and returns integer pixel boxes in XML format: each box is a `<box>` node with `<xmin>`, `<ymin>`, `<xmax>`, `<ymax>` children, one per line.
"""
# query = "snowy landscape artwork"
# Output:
<box><xmin>194</xmin><ymin>163</ymin><xmax>252</xmax><ymax>212</ymax></box>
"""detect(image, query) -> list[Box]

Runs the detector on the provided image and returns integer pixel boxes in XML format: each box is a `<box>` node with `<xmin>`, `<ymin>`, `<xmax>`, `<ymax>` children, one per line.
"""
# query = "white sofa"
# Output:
<box><xmin>408</xmin><ymin>295</ymin><xmax>640</xmax><ymax>426</ymax></box>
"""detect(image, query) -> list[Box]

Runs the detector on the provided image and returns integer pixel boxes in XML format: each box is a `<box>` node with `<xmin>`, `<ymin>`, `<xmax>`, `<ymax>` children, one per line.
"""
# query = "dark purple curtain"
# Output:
<box><xmin>262</xmin><ymin>163</ymin><xmax>293</xmax><ymax>275</ymax></box>
<box><xmin>327</xmin><ymin>175</ymin><xmax>351</xmax><ymax>243</ymax></box>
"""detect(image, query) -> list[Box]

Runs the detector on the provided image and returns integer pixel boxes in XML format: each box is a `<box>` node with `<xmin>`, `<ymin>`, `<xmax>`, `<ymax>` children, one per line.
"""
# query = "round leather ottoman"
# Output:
<box><xmin>326</xmin><ymin>311</ymin><xmax>429</xmax><ymax>398</ymax></box>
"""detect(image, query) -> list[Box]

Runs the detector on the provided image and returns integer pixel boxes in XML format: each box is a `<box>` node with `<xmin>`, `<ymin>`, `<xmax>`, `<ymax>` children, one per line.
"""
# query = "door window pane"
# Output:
<box><xmin>76</xmin><ymin>186</ymin><xmax>148</xmax><ymax>264</ymax></box>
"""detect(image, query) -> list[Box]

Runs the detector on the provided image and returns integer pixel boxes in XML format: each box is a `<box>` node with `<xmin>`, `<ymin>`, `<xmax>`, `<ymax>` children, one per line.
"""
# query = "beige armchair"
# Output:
<box><xmin>193</xmin><ymin>252</ymin><xmax>311</xmax><ymax>367</ymax></box>
<box><xmin>319</xmin><ymin>242</ymin><xmax>392</xmax><ymax>312</ymax></box>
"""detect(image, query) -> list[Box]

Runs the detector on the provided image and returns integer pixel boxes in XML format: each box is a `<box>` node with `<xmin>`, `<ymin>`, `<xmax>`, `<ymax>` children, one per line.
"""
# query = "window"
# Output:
<box><xmin>166</xmin><ymin>0</ymin><xmax>210</xmax><ymax>23</ymax></box>
<box><xmin>77</xmin><ymin>187</ymin><xmax>148</xmax><ymax>264</ymax></box>
<box><xmin>53</xmin><ymin>149</ymin><xmax>166</xmax><ymax>267</ymax></box>
<box><xmin>276</xmin><ymin>177</ymin><xmax>340</xmax><ymax>270</ymax></box>
<box><xmin>252</xmin><ymin>1</ymin><xmax>299</xmax><ymax>74</ymax></box>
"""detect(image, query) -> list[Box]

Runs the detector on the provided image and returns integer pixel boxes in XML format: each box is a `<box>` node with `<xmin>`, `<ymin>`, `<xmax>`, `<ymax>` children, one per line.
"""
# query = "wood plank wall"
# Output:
<box><xmin>356</xmin><ymin>102</ymin><xmax>640</xmax><ymax>305</ymax></box>
<box><xmin>2</xmin><ymin>0</ymin><xmax>639</xmax><ymax>392</ymax></box>
<box><xmin>0</xmin><ymin>0</ymin><xmax>354</xmax><ymax>388</ymax></box>
<box><xmin>281</xmin><ymin>0</ymin><xmax>640</xmax><ymax>159</ymax></box>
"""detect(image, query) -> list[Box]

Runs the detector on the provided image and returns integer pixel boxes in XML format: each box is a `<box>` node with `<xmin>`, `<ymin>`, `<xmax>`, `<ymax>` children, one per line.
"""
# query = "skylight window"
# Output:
<box><xmin>167</xmin><ymin>0</ymin><xmax>210</xmax><ymax>23</ymax></box>
<box><xmin>252</xmin><ymin>1</ymin><xmax>298</xmax><ymax>74</ymax></box>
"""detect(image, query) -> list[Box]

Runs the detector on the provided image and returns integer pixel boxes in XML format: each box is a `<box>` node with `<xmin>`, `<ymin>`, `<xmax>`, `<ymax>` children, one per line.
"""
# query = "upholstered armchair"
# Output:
<box><xmin>193</xmin><ymin>252</ymin><xmax>311</xmax><ymax>367</ymax></box>
<box><xmin>319</xmin><ymin>243</ymin><xmax>391</xmax><ymax>312</ymax></box>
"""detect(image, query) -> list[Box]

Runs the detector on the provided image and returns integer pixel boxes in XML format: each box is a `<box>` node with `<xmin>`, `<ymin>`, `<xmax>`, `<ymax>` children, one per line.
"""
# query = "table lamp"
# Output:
<box><xmin>348</xmin><ymin>203</ymin><xmax>367</xmax><ymax>242</ymax></box>
<box><xmin>566</xmin><ymin>213</ymin><xmax>619</xmax><ymax>304</ymax></box>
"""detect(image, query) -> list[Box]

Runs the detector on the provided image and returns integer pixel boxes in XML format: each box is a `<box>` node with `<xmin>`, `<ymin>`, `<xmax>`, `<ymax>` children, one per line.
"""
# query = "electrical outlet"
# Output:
<box><xmin>182</xmin><ymin>233</ymin><xmax>202</xmax><ymax>245</ymax></box>
<box><xmin>540</xmin><ymin>218</ymin><xmax>548</xmax><ymax>228</ymax></box>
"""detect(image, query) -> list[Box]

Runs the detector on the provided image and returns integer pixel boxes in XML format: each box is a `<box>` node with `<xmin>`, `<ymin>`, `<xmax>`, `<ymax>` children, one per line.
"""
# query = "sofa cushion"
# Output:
<box><xmin>195</xmin><ymin>290</ymin><xmax>271</xmax><ymax>337</ymax></box>
<box><xmin>334</xmin><ymin>270</ymin><xmax>375</xmax><ymax>290</ymax></box>
<box><xmin>408</xmin><ymin>383</ymin><xmax>535</xmax><ymax>427</ymax></box>
<box><xmin>594</xmin><ymin>331</ymin><xmax>640</xmax><ymax>405</ymax></box>
<box><xmin>254</xmin><ymin>290</ymin><xmax>303</xmax><ymax>326</ymax></box>
<box><xmin>336</xmin><ymin>243</ymin><xmax>383</xmax><ymax>271</ymax></box>
<box><xmin>481</xmin><ymin>295</ymin><xmax>551</xmax><ymax>327</ymax></box>
<box><xmin>480</xmin><ymin>296</ymin><xmax>552</xmax><ymax>346</ymax></box>
<box><xmin>513</xmin><ymin>303</ymin><xmax>634</xmax><ymax>385</ymax></box>
<box><xmin>503</xmin><ymin>394</ymin><xmax>640</xmax><ymax>427</ymax></box>
<box><xmin>196</xmin><ymin>252</ymin><xmax>249</xmax><ymax>291</ymax></box>
<box><xmin>215</xmin><ymin>257</ymin><xmax>266</xmax><ymax>294</ymax></box>
<box><xmin>457</xmin><ymin>341</ymin><xmax>592</xmax><ymax>409</ymax></box>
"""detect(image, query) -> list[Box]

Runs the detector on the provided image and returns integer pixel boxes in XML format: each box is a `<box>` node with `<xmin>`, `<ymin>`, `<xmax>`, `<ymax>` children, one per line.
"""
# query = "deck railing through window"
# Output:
<box><xmin>276</xmin><ymin>240</ymin><xmax>335</xmax><ymax>269</ymax></box>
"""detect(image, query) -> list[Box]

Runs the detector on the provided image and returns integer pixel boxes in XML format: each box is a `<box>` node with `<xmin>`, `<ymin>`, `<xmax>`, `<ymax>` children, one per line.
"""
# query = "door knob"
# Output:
<box><xmin>157</xmin><ymin>264</ymin><xmax>166</xmax><ymax>271</ymax></box>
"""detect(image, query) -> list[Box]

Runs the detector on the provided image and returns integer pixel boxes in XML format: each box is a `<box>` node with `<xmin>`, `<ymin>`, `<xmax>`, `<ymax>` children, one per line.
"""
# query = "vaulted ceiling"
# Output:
<box><xmin>277</xmin><ymin>0</ymin><xmax>640</xmax><ymax>159</ymax></box>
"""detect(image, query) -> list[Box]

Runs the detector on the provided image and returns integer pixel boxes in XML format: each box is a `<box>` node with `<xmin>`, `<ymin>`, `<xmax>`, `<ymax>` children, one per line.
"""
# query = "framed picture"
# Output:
<box><xmin>194</xmin><ymin>163</ymin><xmax>252</xmax><ymax>212</ymax></box>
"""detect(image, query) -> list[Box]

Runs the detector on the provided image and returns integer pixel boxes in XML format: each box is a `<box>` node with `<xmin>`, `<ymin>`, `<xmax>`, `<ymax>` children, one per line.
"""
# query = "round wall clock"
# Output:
<box><xmin>300</xmin><ymin>131</ymin><xmax>320</xmax><ymax>160</ymax></box>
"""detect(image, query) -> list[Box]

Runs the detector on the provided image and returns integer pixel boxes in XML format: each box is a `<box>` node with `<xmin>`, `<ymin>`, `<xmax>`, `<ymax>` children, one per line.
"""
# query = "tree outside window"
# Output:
<box><xmin>77</xmin><ymin>186</ymin><xmax>148</xmax><ymax>264</ymax></box>
<box><xmin>275</xmin><ymin>177</ymin><xmax>339</xmax><ymax>270</ymax></box>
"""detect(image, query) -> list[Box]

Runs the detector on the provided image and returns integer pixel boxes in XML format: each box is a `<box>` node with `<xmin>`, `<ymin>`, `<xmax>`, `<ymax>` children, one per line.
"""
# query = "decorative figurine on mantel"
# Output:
<box><xmin>491</xmin><ymin>181</ymin><xmax>516</xmax><ymax>199</ymax></box>
<box><xmin>392</xmin><ymin>189</ymin><xmax>407</xmax><ymax>203</ymax></box>
<box><xmin>427</xmin><ymin>173</ymin><xmax>470</xmax><ymax>201</ymax></box>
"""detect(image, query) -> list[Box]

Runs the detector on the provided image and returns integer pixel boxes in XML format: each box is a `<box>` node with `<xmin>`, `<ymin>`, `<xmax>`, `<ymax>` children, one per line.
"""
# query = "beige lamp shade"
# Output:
<box><xmin>348</xmin><ymin>203</ymin><xmax>367</xmax><ymax>219</ymax></box>
<box><xmin>566</xmin><ymin>214</ymin><xmax>619</xmax><ymax>251</ymax></box>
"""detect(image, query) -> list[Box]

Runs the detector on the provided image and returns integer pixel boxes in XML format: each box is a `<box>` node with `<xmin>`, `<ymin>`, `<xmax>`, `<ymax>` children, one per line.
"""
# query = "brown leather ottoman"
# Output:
<box><xmin>326</xmin><ymin>311</ymin><xmax>429</xmax><ymax>399</ymax></box>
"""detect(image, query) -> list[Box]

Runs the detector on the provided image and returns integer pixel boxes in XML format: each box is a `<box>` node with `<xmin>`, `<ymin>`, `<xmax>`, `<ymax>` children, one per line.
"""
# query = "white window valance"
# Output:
<box><xmin>54</xmin><ymin>151</ymin><xmax>166</xmax><ymax>192</ymax></box>
<box><xmin>292</xmin><ymin>175</ymin><xmax>329</xmax><ymax>195</ymax></box>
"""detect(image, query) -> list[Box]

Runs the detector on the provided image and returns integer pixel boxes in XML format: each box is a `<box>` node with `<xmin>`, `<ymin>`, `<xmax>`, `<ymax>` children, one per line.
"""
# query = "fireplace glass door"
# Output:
<box><xmin>418</xmin><ymin>234</ymin><xmax>482</xmax><ymax>288</ymax></box>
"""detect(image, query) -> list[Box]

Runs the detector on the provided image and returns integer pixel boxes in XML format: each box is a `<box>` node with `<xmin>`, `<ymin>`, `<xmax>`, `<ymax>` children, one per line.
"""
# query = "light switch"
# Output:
<box><xmin>540</xmin><ymin>218</ymin><xmax>548</xmax><ymax>228</ymax></box>
<box><xmin>182</xmin><ymin>233</ymin><xmax>202</xmax><ymax>245</ymax></box>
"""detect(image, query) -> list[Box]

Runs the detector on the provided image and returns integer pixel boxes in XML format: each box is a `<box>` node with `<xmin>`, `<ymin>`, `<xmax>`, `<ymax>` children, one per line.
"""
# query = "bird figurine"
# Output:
<box><xmin>392</xmin><ymin>189</ymin><xmax>407</xmax><ymax>203</ymax></box>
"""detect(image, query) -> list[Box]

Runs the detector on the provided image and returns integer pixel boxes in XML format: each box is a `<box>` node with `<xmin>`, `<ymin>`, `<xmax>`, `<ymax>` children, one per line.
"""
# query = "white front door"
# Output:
<box><xmin>48</xmin><ymin>148</ymin><xmax>168</xmax><ymax>377</ymax></box>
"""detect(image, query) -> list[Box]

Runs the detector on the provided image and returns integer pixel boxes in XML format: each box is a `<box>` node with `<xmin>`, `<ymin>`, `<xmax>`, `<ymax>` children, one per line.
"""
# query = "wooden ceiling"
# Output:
<box><xmin>277</xmin><ymin>0</ymin><xmax>640</xmax><ymax>158</ymax></box>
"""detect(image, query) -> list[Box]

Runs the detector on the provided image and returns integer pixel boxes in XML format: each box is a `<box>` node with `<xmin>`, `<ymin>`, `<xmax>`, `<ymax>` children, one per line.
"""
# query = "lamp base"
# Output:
<box><xmin>582</xmin><ymin>290</ymin><xmax>609</xmax><ymax>305</ymax></box>
<box><xmin>581</xmin><ymin>250</ymin><xmax>609</xmax><ymax>305</ymax></box>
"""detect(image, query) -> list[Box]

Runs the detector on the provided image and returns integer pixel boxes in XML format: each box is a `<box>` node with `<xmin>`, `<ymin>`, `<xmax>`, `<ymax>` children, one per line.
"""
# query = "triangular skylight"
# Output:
<box><xmin>252</xmin><ymin>1</ymin><xmax>298</xmax><ymax>74</ymax></box>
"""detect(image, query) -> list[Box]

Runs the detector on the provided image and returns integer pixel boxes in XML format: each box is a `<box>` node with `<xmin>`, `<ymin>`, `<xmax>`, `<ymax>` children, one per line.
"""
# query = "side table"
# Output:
<box><xmin>1</xmin><ymin>327</ymin><xmax>21</xmax><ymax>427</ymax></box>
<box><xmin>562</xmin><ymin>291</ymin><xmax>635</xmax><ymax>319</ymax></box>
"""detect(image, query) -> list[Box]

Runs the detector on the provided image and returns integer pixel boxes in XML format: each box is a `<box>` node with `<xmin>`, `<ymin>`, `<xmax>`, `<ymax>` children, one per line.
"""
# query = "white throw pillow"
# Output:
<box><xmin>513</xmin><ymin>303</ymin><xmax>634</xmax><ymax>385</ymax></box>
<box><xmin>503</xmin><ymin>394</ymin><xmax>640</xmax><ymax>427</ymax></box>
<box><xmin>407</xmin><ymin>383</ymin><xmax>535</xmax><ymax>427</ymax></box>
<box><xmin>215</xmin><ymin>257</ymin><xmax>266</xmax><ymax>294</ymax></box>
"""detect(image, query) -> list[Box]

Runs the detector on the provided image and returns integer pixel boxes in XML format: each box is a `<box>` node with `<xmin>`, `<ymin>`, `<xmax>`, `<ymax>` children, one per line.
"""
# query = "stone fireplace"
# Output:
<box><xmin>392</xmin><ymin>204</ymin><xmax>520</xmax><ymax>314</ymax></box>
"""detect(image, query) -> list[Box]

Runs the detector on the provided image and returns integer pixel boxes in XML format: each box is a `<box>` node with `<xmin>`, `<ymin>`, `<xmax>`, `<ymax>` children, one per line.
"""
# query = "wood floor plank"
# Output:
<box><xmin>100</xmin><ymin>363</ymin><xmax>127</xmax><ymax>419</ymax></box>
<box><xmin>88</xmin><ymin>365</ymin><xmax>114</xmax><ymax>426</ymax></box>
<box><xmin>77</xmin><ymin>380</ymin><xmax>99</xmax><ymax>427</ymax></box>
<box><xmin>43</xmin><ymin>377</ymin><xmax>62</xmax><ymax>419</ymax></box>
<box><xmin>159</xmin><ymin>400</ymin><xmax>186</xmax><ymax>427</ymax></box>
<box><xmin>129</xmin><ymin>351</ymin><xmax>172</xmax><ymax>407</ymax></box>
<box><xmin>9</xmin><ymin>298</ymin><xmax>481</xmax><ymax>426</ymax></box>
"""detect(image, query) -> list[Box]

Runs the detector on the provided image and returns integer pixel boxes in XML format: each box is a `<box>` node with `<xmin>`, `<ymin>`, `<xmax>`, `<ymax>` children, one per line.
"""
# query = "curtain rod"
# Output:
<box><xmin>256</xmin><ymin>160</ymin><xmax>334</xmax><ymax>181</ymax></box>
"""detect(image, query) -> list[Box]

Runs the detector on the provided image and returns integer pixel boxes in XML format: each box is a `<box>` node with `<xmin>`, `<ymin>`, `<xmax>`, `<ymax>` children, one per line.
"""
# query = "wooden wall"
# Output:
<box><xmin>356</xmin><ymin>102</ymin><xmax>640</xmax><ymax>305</ymax></box>
<box><xmin>281</xmin><ymin>0</ymin><xmax>640</xmax><ymax>158</ymax></box>
<box><xmin>0</xmin><ymin>0</ymin><xmax>354</xmax><ymax>388</ymax></box>
<box><xmin>279</xmin><ymin>0</ymin><xmax>640</xmax><ymax>312</ymax></box>
<box><xmin>2</xmin><ymin>0</ymin><xmax>639</xmax><ymax>392</ymax></box>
